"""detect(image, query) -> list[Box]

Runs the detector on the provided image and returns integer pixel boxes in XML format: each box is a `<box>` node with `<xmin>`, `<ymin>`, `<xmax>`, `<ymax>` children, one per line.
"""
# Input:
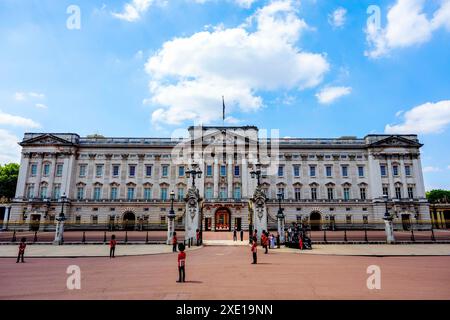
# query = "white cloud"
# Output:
<box><xmin>35</xmin><ymin>103</ymin><xmax>48</xmax><ymax>109</ymax></box>
<box><xmin>112</xmin><ymin>0</ymin><xmax>154</xmax><ymax>22</ymax></box>
<box><xmin>315</xmin><ymin>86</ymin><xmax>351</xmax><ymax>104</ymax></box>
<box><xmin>145</xmin><ymin>0</ymin><xmax>329</xmax><ymax>125</ymax></box>
<box><xmin>385</xmin><ymin>100</ymin><xmax>450</xmax><ymax>134</ymax></box>
<box><xmin>328</xmin><ymin>7</ymin><xmax>346</xmax><ymax>28</ymax></box>
<box><xmin>0</xmin><ymin>129</ymin><xmax>21</xmax><ymax>164</ymax></box>
<box><xmin>365</xmin><ymin>0</ymin><xmax>450</xmax><ymax>58</ymax></box>
<box><xmin>0</xmin><ymin>111</ymin><xmax>40</xmax><ymax>128</ymax></box>
<box><xmin>235</xmin><ymin>0</ymin><xmax>257</xmax><ymax>8</ymax></box>
<box><xmin>14</xmin><ymin>91</ymin><xmax>45</xmax><ymax>101</ymax></box>
<box><xmin>423</xmin><ymin>166</ymin><xmax>441</xmax><ymax>173</ymax></box>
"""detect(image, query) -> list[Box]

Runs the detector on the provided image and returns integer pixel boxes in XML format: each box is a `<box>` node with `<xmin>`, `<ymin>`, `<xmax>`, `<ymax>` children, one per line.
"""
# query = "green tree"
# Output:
<box><xmin>426</xmin><ymin>189</ymin><xmax>450</xmax><ymax>203</ymax></box>
<box><xmin>0</xmin><ymin>163</ymin><xmax>20</xmax><ymax>201</ymax></box>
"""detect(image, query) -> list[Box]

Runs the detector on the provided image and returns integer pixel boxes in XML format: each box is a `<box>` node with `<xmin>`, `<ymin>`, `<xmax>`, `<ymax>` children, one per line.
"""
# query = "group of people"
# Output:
<box><xmin>250</xmin><ymin>229</ymin><xmax>280</xmax><ymax>264</ymax></box>
<box><xmin>286</xmin><ymin>222</ymin><xmax>312</xmax><ymax>250</ymax></box>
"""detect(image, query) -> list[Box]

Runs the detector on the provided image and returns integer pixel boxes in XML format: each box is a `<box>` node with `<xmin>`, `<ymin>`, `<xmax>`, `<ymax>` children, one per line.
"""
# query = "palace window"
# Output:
<box><xmin>127</xmin><ymin>187</ymin><xmax>135</xmax><ymax>200</ymax></box>
<box><xmin>395</xmin><ymin>187</ymin><xmax>402</xmax><ymax>199</ymax></box>
<box><xmin>94</xmin><ymin>187</ymin><xmax>102</xmax><ymax>200</ymax></box>
<box><xmin>43</xmin><ymin>163</ymin><xmax>50</xmax><ymax>176</ymax></box>
<box><xmin>75</xmin><ymin>216</ymin><xmax>81</xmax><ymax>225</ymax></box>
<box><xmin>343</xmin><ymin>188</ymin><xmax>350</xmax><ymax>201</ymax></box>
<box><xmin>405</xmin><ymin>165</ymin><xmax>411</xmax><ymax>176</ymax></box>
<box><xmin>92</xmin><ymin>215</ymin><xmax>98</xmax><ymax>224</ymax></box>
<box><xmin>326</xmin><ymin>166</ymin><xmax>332</xmax><ymax>177</ymax></box>
<box><xmin>408</xmin><ymin>186</ymin><xmax>414</xmax><ymax>199</ymax></box>
<box><xmin>112</xmin><ymin>165</ymin><xmax>120</xmax><ymax>177</ymax></box>
<box><xmin>382</xmin><ymin>186</ymin><xmax>389</xmax><ymax>197</ymax></box>
<box><xmin>327</xmin><ymin>188</ymin><xmax>334</xmax><ymax>200</ymax></box>
<box><xmin>358</xmin><ymin>166</ymin><xmax>364</xmax><ymax>177</ymax></box>
<box><xmin>95</xmin><ymin>165</ymin><xmax>103</xmax><ymax>177</ymax></box>
<box><xmin>30</xmin><ymin>163</ymin><xmax>37</xmax><ymax>176</ymax></box>
<box><xmin>393</xmin><ymin>165</ymin><xmax>399</xmax><ymax>176</ymax></box>
<box><xmin>40</xmin><ymin>185</ymin><xmax>48</xmax><ymax>199</ymax></box>
<box><xmin>160</xmin><ymin>216</ymin><xmax>166</xmax><ymax>224</ymax></box>
<box><xmin>363</xmin><ymin>215</ymin><xmax>368</xmax><ymax>224</ymax></box>
<box><xmin>294</xmin><ymin>188</ymin><xmax>301</xmax><ymax>201</ymax></box>
<box><xmin>220</xmin><ymin>165</ymin><xmax>226</xmax><ymax>177</ymax></box>
<box><xmin>342</xmin><ymin>166</ymin><xmax>348</xmax><ymax>177</ymax></box>
<box><xmin>380</xmin><ymin>165</ymin><xmax>387</xmax><ymax>177</ymax></box>
<box><xmin>278</xmin><ymin>166</ymin><xmax>284</xmax><ymax>177</ymax></box>
<box><xmin>144</xmin><ymin>188</ymin><xmax>152</xmax><ymax>200</ymax></box>
<box><xmin>309</xmin><ymin>166</ymin><xmax>316</xmax><ymax>177</ymax></box>
<box><xmin>77</xmin><ymin>187</ymin><xmax>84</xmax><ymax>200</ymax></box>
<box><xmin>160</xmin><ymin>188</ymin><xmax>168</xmax><ymax>200</ymax></box>
<box><xmin>205</xmin><ymin>186</ymin><xmax>213</xmax><ymax>199</ymax></box>
<box><xmin>360</xmin><ymin>188</ymin><xmax>367</xmax><ymax>200</ymax></box>
<box><xmin>219</xmin><ymin>186</ymin><xmax>227</xmax><ymax>199</ymax></box>
<box><xmin>311</xmin><ymin>187</ymin><xmax>317</xmax><ymax>200</ymax></box>
<box><xmin>177</xmin><ymin>188</ymin><xmax>184</xmax><ymax>201</ymax></box>
<box><xmin>178</xmin><ymin>166</ymin><xmax>185</xmax><ymax>177</ymax></box>
<box><xmin>53</xmin><ymin>184</ymin><xmax>61</xmax><ymax>199</ymax></box>
<box><xmin>129</xmin><ymin>165</ymin><xmax>136</xmax><ymax>177</ymax></box>
<box><xmin>346</xmin><ymin>215</ymin><xmax>352</xmax><ymax>224</ymax></box>
<box><xmin>110</xmin><ymin>187</ymin><xmax>118</xmax><ymax>200</ymax></box>
<box><xmin>234</xmin><ymin>186</ymin><xmax>241</xmax><ymax>200</ymax></box>
<box><xmin>278</xmin><ymin>188</ymin><xmax>285</xmax><ymax>199</ymax></box>
<box><xmin>206</xmin><ymin>165</ymin><xmax>212</xmax><ymax>177</ymax></box>
<box><xmin>234</xmin><ymin>165</ymin><xmax>240</xmax><ymax>176</ymax></box>
<box><xmin>56</xmin><ymin>164</ymin><xmax>63</xmax><ymax>177</ymax></box>
<box><xmin>293</xmin><ymin>165</ymin><xmax>300</xmax><ymax>177</ymax></box>
<box><xmin>26</xmin><ymin>184</ymin><xmax>34</xmax><ymax>198</ymax></box>
<box><xmin>79</xmin><ymin>164</ymin><xmax>87</xmax><ymax>177</ymax></box>
<box><xmin>161</xmin><ymin>165</ymin><xmax>169</xmax><ymax>177</ymax></box>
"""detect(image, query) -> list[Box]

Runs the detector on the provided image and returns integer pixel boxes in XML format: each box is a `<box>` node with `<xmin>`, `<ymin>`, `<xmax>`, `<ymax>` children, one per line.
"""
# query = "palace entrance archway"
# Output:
<box><xmin>309</xmin><ymin>211</ymin><xmax>321</xmax><ymax>231</ymax></box>
<box><xmin>215</xmin><ymin>207</ymin><xmax>231</xmax><ymax>231</ymax></box>
<box><xmin>122</xmin><ymin>211</ymin><xmax>136</xmax><ymax>230</ymax></box>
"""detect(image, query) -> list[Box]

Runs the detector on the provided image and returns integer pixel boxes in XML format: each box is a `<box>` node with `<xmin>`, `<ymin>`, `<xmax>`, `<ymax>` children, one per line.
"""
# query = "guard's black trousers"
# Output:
<box><xmin>173</xmin><ymin>244</ymin><xmax>177</xmax><ymax>252</ymax></box>
<box><xmin>252</xmin><ymin>252</ymin><xmax>257</xmax><ymax>264</ymax></box>
<box><xmin>110</xmin><ymin>247</ymin><xmax>115</xmax><ymax>258</ymax></box>
<box><xmin>178</xmin><ymin>266</ymin><xmax>185</xmax><ymax>282</ymax></box>
<box><xmin>16</xmin><ymin>252</ymin><xmax>24</xmax><ymax>263</ymax></box>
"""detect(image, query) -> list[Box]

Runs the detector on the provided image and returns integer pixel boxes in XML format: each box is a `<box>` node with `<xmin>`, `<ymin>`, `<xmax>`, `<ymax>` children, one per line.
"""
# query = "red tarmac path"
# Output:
<box><xmin>0</xmin><ymin>246</ymin><xmax>449</xmax><ymax>300</ymax></box>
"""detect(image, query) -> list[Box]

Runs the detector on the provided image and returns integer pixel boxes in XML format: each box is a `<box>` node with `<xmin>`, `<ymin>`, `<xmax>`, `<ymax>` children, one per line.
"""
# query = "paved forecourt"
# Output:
<box><xmin>0</xmin><ymin>246</ymin><xmax>449</xmax><ymax>300</ymax></box>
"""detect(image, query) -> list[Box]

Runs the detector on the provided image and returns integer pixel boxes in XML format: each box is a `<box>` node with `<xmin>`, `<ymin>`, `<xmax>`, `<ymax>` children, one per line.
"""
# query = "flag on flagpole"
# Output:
<box><xmin>222</xmin><ymin>96</ymin><xmax>225</xmax><ymax>122</ymax></box>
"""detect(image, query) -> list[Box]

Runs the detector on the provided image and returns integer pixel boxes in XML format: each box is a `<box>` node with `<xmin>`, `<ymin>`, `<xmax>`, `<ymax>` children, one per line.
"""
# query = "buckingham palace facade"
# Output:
<box><xmin>7</xmin><ymin>125</ymin><xmax>430</xmax><ymax>231</ymax></box>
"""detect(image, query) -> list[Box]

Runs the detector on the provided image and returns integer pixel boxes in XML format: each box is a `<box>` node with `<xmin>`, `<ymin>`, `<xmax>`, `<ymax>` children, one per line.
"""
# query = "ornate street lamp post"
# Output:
<box><xmin>167</xmin><ymin>190</ymin><xmax>176</xmax><ymax>245</ymax></box>
<box><xmin>382</xmin><ymin>194</ymin><xmax>395</xmax><ymax>244</ymax></box>
<box><xmin>276</xmin><ymin>192</ymin><xmax>285</xmax><ymax>244</ymax></box>
<box><xmin>53</xmin><ymin>194</ymin><xmax>67</xmax><ymax>245</ymax></box>
<box><xmin>249</xmin><ymin>163</ymin><xmax>262</xmax><ymax>242</ymax></box>
<box><xmin>186</xmin><ymin>167</ymin><xmax>202</xmax><ymax>188</ymax></box>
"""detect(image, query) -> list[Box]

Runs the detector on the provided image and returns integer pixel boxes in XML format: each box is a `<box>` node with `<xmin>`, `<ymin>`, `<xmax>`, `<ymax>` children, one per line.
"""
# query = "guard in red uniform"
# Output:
<box><xmin>177</xmin><ymin>243</ymin><xmax>186</xmax><ymax>283</ymax></box>
<box><xmin>261</xmin><ymin>231</ymin><xmax>268</xmax><ymax>254</ymax></box>
<box><xmin>172</xmin><ymin>231</ymin><xmax>178</xmax><ymax>252</ymax></box>
<box><xmin>251</xmin><ymin>240</ymin><xmax>257</xmax><ymax>264</ymax></box>
<box><xmin>16</xmin><ymin>237</ymin><xmax>27</xmax><ymax>263</ymax></box>
<box><xmin>109</xmin><ymin>234</ymin><xmax>117</xmax><ymax>258</ymax></box>
<box><xmin>196</xmin><ymin>228</ymin><xmax>200</xmax><ymax>246</ymax></box>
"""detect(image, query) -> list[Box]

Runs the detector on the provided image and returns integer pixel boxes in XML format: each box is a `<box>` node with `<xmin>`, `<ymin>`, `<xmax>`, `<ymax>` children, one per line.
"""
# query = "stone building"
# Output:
<box><xmin>8</xmin><ymin>125</ymin><xmax>430</xmax><ymax>231</ymax></box>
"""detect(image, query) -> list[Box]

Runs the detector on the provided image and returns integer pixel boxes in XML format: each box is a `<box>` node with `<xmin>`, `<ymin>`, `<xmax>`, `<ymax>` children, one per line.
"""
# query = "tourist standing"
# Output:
<box><xmin>172</xmin><ymin>231</ymin><xmax>178</xmax><ymax>252</ymax></box>
<box><xmin>16</xmin><ymin>237</ymin><xmax>26</xmax><ymax>263</ymax></box>
<box><xmin>177</xmin><ymin>243</ymin><xmax>186</xmax><ymax>283</ymax></box>
<box><xmin>240</xmin><ymin>229</ymin><xmax>244</xmax><ymax>241</ymax></box>
<box><xmin>109</xmin><ymin>234</ymin><xmax>117</xmax><ymax>258</ymax></box>
<box><xmin>251</xmin><ymin>239</ymin><xmax>257</xmax><ymax>264</ymax></box>
<box><xmin>196</xmin><ymin>228</ymin><xmax>200</xmax><ymax>246</ymax></box>
<box><xmin>233</xmin><ymin>226</ymin><xmax>237</xmax><ymax>241</ymax></box>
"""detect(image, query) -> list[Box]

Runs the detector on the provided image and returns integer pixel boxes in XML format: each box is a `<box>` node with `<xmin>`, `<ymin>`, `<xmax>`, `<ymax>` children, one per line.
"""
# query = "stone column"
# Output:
<box><xmin>384</xmin><ymin>218</ymin><xmax>395</xmax><ymax>243</ymax></box>
<box><xmin>412</xmin><ymin>156</ymin><xmax>426</xmax><ymax>198</ymax></box>
<box><xmin>2</xmin><ymin>206</ymin><xmax>11</xmax><ymax>230</ymax></box>
<box><xmin>399</xmin><ymin>157</ymin><xmax>408</xmax><ymax>198</ymax></box>
<box><xmin>251</xmin><ymin>187</ymin><xmax>268</xmax><ymax>243</ymax></box>
<box><xmin>213</xmin><ymin>158</ymin><xmax>219</xmax><ymax>198</ymax></box>
<box><xmin>387</xmin><ymin>159</ymin><xmax>395</xmax><ymax>198</ymax></box>
<box><xmin>48</xmin><ymin>153</ymin><xmax>57</xmax><ymax>199</ymax></box>
<box><xmin>227</xmin><ymin>158</ymin><xmax>233</xmax><ymax>199</ymax></box>
<box><xmin>15</xmin><ymin>153</ymin><xmax>31</xmax><ymax>199</ymax></box>
<box><xmin>367</xmin><ymin>153</ymin><xmax>382</xmax><ymax>199</ymax></box>
<box><xmin>242</xmin><ymin>157</ymin><xmax>248</xmax><ymax>198</ymax></box>
<box><xmin>35</xmin><ymin>153</ymin><xmax>44</xmax><ymax>198</ymax></box>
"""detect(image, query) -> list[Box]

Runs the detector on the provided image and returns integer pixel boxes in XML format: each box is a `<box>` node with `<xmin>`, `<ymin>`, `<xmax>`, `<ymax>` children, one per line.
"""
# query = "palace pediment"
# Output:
<box><xmin>368</xmin><ymin>136</ymin><xmax>422</xmax><ymax>148</ymax></box>
<box><xmin>20</xmin><ymin>134</ymin><xmax>77</xmax><ymax>147</ymax></box>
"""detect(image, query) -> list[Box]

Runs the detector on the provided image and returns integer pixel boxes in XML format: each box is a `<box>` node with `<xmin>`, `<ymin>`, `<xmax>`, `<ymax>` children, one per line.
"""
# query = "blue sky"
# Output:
<box><xmin>0</xmin><ymin>0</ymin><xmax>449</xmax><ymax>190</ymax></box>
